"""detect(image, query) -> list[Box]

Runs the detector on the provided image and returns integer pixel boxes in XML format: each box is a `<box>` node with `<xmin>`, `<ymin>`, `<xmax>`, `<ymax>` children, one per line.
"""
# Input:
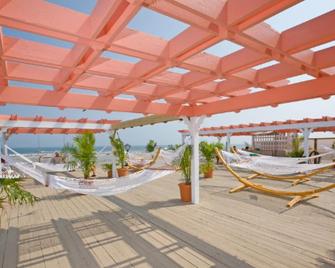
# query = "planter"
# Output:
<box><xmin>203</xmin><ymin>168</ymin><xmax>213</xmax><ymax>178</ymax></box>
<box><xmin>117</xmin><ymin>167</ymin><xmax>128</xmax><ymax>177</ymax></box>
<box><xmin>178</xmin><ymin>183</ymin><xmax>191</xmax><ymax>202</ymax></box>
<box><xmin>107</xmin><ymin>170</ymin><xmax>113</xmax><ymax>178</ymax></box>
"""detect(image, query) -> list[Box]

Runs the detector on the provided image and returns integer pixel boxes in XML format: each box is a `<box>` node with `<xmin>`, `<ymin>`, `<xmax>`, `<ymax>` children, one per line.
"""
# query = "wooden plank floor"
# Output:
<box><xmin>0</xmin><ymin>168</ymin><xmax>334</xmax><ymax>268</ymax></box>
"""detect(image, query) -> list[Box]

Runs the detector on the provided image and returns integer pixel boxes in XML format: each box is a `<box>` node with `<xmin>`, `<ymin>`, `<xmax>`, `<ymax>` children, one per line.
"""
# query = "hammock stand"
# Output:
<box><xmin>127</xmin><ymin>148</ymin><xmax>161</xmax><ymax>171</ymax></box>
<box><xmin>215</xmin><ymin>148</ymin><xmax>335</xmax><ymax>207</ymax></box>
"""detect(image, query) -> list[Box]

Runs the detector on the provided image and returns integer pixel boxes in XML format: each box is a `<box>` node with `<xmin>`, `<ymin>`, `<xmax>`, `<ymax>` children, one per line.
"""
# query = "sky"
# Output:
<box><xmin>1</xmin><ymin>0</ymin><xmax>335</xmax><ymax>148</ymax></box>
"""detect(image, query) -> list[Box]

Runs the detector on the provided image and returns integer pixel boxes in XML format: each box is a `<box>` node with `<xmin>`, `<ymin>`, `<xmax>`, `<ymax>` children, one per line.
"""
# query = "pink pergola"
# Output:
<box><xmin>0</xmin><ymin>1</ymin><xmax>334</xmax><ymax>203</ymax></box>
<box><xmin>0</xmin><ymin>1</ymin><xmax>334</xmax><ymax>116</ymax></box>
<box><xmin>179</xmin><ymin>117</ymin><xmax>335</xmax><ymax>137</ymax></box>
<box><xmin>180</xmin><ymin>116</ymin><xmax>335</xmax><ymax>158</ymax></box>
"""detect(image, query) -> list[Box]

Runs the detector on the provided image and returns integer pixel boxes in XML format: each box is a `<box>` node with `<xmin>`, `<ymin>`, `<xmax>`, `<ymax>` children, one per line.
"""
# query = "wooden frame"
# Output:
<box><xmin>215</xmin><ymin>148</ymin><xmax>335</xmax><ymax>207</ymax></box>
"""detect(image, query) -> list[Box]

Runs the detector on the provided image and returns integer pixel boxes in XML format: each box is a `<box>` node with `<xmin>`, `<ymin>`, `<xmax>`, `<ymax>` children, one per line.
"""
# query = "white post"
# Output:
<box><xmin>4</xmin><ymin>134</ymin><xmax>8</xmax><ymax>160</ymax></box>
<box><xmin>183</xmin><ymin>116</ymin><xmax>205</xmax><ymax>204</ymax></box>
<box><xmin>0</xmin><ymin>132</ymin><xmax>3</xmax><ymax>171</ymax></box>
<box><xmin>302</xmin><ymin>128</ymin><xmax>312</xmax><ymax>157</ymax></box>
<box><xmin>110</xmin><ymin>131</ymin><xmax>118</xmax><ymax>178</ymax></box>
<box><xmin>181</xmin><ymin>133</ymin><xmax>187</xmax><ymax>145</ymax></box>
<box><xmin>226</xmin><ymin>133</ymin><xmax>232</xmax><ymax>152</ymax></box>
<box><xmin>0</xmin><ymin>131</ymin><xmax>9</xmax><ymax>173</ymax></box>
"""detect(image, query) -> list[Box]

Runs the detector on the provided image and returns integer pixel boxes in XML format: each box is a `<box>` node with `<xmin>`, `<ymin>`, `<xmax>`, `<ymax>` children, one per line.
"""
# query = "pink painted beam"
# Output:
<box><xmin>227</xmin><ymin>0</ymin><xmax>301</xmax><ymax>30</ymax></box>
<box><xmin>193</xmin><ymin>75</ymin><xmax>335</xmax><ymax>116</ymax></box>
<box><xmin>0</xmin><ymin>27</ymin><xmax>7</xmax><ymax>89</ymax></box>
<box><xmin>0</xmin><ymin>86</ymin><xmax>191</xmax><ymax>116</ymax></box>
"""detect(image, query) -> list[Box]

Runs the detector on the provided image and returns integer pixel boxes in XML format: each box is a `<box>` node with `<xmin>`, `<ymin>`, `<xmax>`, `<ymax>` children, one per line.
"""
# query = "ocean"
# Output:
<box><xmin>11</xmin><ymin>145</ymin><xmax>158</xmax><ymax>155</ymax></box>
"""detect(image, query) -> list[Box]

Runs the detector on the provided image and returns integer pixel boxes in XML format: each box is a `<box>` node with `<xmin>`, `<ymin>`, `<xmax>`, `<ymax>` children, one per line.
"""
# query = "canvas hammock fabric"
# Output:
<box><xmin>48</xmin><ymin>169</ymin><xmax>175</xmax><ymax>196</ymax></box>
<box><xmin>221</xmin><ymin>150</ymin><xmax>335</xmax><ymax>176</ymax></box>
<box><xmin>236</xmin><ymin>148</ymin><xmax>334</xmax><ymax>165</ymax></box>
<box><xmin>6</xmin><ymin>144</ymin><xmax>185</xmax><ymax>196</ymax></box>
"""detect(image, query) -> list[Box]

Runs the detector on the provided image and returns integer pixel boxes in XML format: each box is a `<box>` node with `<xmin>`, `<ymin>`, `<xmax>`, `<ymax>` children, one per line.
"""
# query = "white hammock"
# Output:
<box><xmin>221</xmin><ymin>151</ymin><xmax>335</xmax><ymax>176</ymax></box>
<box><xmin>6</xmin><ymin>146</ymin><xmax>68</xmax><ymax>173</ymax></box>
<box><xmin>6</xmin><ymin>144</ymin><xmax>185</xmax><ymax>196</ymax></box>
<box><xmin>236</xmin><ymin>148</ymin><xmax>334</xmax><ymax>165</ymax></box>
<box><xmin>127</xmin><ymin>150</ymin><xmax>156</xmax><ymax>166</ymax></box>
<box><xmin>48</xmin><ymin>169</ymin><xmax>175</xmax><ymax>196</ymax></box>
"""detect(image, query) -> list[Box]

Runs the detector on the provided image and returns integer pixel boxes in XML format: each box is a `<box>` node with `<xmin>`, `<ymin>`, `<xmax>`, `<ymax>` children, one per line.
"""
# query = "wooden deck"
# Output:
<box><xmin>0</xmin><ymin>168</ymin><xmax>334</xmax><ymax>267</ymax></box>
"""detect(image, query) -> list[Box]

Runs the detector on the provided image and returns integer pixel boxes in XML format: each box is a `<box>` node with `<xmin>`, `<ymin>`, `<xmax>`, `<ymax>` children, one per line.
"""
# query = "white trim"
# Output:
<box><xmin>0</xmin><ymin>120</ymin><xmax>113</xmax><ymax>130</ymax></box>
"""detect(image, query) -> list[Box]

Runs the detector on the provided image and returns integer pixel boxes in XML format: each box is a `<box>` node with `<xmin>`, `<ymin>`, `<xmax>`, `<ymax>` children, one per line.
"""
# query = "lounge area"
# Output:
<box><xmin>1</xmin><ymin>168</ymin><xmax>334</xmax><ymax>267</ymax></box>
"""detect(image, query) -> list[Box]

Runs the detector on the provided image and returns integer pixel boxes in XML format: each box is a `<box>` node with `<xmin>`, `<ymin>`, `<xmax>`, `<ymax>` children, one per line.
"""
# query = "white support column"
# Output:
<box><xmin>183</xmin><ymin>116</ymin><xmax>205</xmax><ymax>204</ymax></box>
<box><xmin>302</xmin><ymin>128</ymin><xmax>312</xmax><ymax>157</ymax></box>
<box><xmin>226</xmin><ymin>133</ymin><xmax>232</xmax><ymax>152</ymax></box>
<box><xmin>110</xmin><ymin>130</ymin><xmax>118</xmax><ymax>178</ymax></box>
<box><xmin>0</xmin><ymin>131</ymin><xmax>9</xmax><ymax>172</ymax></box>
<box><xmin>0</xmin><ymin>132</ymin><xmax>3</xmax><ymax>171</ymax></box>
<box><xmin>4</xmin><ymin>134</ymin><xmax>8</xmax><ymax>160</ymax></box>
<box><xmin>181</xmin><ymin>133</ymin><xmax>187</xmax><ymax>145</ymax></box>
<box><xmin>217</xmin><ymin>137</ymin><xmax>222</xmax><ymax>143</ymax></box>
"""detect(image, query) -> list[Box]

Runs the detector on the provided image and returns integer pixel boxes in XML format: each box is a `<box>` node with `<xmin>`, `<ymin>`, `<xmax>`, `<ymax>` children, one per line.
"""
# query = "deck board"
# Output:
<box><xmin>0</xmin><ymin>169</ymin><xmax>334</xmax><ymax>267</ymax></box>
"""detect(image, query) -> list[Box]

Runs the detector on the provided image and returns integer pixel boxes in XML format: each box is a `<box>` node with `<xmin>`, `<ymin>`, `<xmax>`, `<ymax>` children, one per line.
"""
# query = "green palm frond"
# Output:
<box><xmin>0</xmin><ymin>178</ymin><xmax>39</xmax><ymax>208</ymax></box>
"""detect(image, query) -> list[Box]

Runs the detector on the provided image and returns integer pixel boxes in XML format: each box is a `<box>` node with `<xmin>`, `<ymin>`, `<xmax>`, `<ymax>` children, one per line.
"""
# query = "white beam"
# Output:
<box><xmin>183</xmin><ymin>116</ymin><xmax>205</xmax><ymax>204</ymax></box>
<box><xmin>0</xmin><ymin>120</ymin><xmax>114</xmax><ymax>130</ymax></box>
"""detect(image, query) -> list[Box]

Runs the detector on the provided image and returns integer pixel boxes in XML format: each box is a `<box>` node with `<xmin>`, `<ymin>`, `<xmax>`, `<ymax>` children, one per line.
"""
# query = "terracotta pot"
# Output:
<box><xmin>178</xmin><ymin>183</ymin><xmax>191</xmax><ymax>202</ymax></box>
<box><xmin>203</xmin><ymin>168</ymin><xmax>213</xmax><ymax>178</ymax></box>
<box><xmin>107</xmin><ymin>170</ymin><xmax>113</xmax><ymax>178</ymax></box>
<box><xmin>117</xmin><ymin>167</ymin><xmax>128</xmax><ymax>177</ymax></box>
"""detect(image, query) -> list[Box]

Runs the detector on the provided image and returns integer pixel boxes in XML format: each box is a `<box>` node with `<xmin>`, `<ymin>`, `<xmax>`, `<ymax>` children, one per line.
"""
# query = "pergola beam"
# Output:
<box><xmin>0</xmin><ymin>86</ymin><xmax>191</xmax><ymax>116</ymax></box>
<box><xmin>112</xmin><ymin>115</ymin><xmax>181</xmax><ymax>130</ymax></box>
<box><xmin>194</xmin><ymin>75</ymin><xmax>335</xmax><ymax>116</ymax></box>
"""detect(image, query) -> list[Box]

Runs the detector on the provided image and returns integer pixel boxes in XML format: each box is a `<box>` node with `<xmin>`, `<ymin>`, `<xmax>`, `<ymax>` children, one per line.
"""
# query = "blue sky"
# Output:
<box><xmin>2</xmin><ymin>0</ymin><xmax>335</xmax><ymax>148</ymax></box>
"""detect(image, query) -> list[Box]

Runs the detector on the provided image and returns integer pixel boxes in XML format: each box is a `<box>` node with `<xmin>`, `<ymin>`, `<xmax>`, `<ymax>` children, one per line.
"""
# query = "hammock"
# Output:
<box><xmin>222</xmin><ymin>151</ymin><xmax>335</xmax><ymax>176</ymax></box>
<box><xmin>216</xmin><ymin>148</ymin><xmax>335</xmax><ymax>207</ymax></box>
<box><xmin>127</xmin><ymin>148</ymin><xmax>161</xmax><ymax>170</ymax></box>
<box><xmin>7</xmin><ymin>144</ymin><xmax>185</xmax><ymax>196</ymax></box>
<box><xmin>48</xmin><ymin>169</ymin><xmax>175</xmax><ymax>196</ymax></box>
<box><xmin>6</xmin><ymin>146</ymin><xmax>68</xmax><ymax>173</ymax></box>
<box><xmin>236</xmin><ymin>149</ymin><xmax>334</xmax><ymax>165</ymax></box>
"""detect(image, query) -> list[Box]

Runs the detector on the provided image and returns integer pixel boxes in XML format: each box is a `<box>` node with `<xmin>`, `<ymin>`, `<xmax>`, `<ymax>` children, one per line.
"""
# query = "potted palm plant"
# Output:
<box><xmin>146</xmin><ymin>139</ymin><xmax>157</xmax><ymax>153</ymax></box>
<box><xmin>200</xmin><ymin>141</ymin><xmax>216</xmax><ymax>178</ymax></box>
<box><xmin>178</xmin><ymin>145</ymin><xmax>192</xmax><ymax>202</ymax></box>
<box><xmin>62</xmin><ymin>133</ymin><xmax>97</xmax><ymax>179</ymax></box>
<box><xmin>102</xmin><ymin>163</ymin><xmax>113</xmax><ymax>178</ymax></box>
<box><xmin>110</xmin><ymin>136</ymin><xmax>128</xmax><ymax>177</ymax></box>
